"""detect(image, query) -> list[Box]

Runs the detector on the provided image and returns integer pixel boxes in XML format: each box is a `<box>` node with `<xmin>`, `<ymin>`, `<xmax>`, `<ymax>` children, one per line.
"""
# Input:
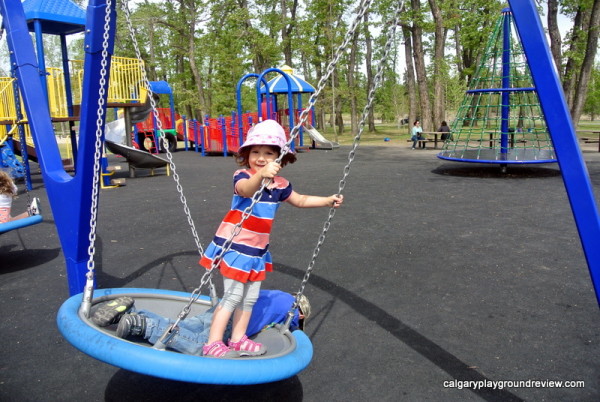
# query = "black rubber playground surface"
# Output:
<box><xmin>2</xmin><ymin>144</ymin><xmax>599</xmax><ymax>401</ymax></box>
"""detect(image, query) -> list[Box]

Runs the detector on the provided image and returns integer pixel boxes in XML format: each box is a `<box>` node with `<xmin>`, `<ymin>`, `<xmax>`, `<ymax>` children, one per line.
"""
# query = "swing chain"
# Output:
<box><xmin>81</xmin><ymin>0</ymin><xmax>114</xmax><ymax>316</ymax></box>
<box><xmin>283</xmin><ymin>0</ymin><xmax>404</xmax><ymax>329</ymax></box>
<box><xmin>9</xmin><ymin>60</ymin><xmax>31</xmax><ymax>204</ymax></box>
<box><xmin>120</xmin><ymin>1</ymin><xmax>203</xmax><ymax>256</ymax></box>
<box><xmin>120</xmin><ymin>1</ymin><xmax>212</xmax><ymax>329</ymax></box>
<box><xmin>153</xmin><ymin>0</ymin><xmax>376</xmax><ymax>324</ymax></box>
<box><xmin>276</xmin><ymin>0</ymin><xmax>372</xmax><ymax>164</ymax></box>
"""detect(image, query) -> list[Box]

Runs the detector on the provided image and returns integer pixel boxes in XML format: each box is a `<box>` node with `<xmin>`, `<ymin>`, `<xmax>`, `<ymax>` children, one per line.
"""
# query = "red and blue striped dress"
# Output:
<box><xmin>199</xmin><ymin>169</ymin><xmax>293</xmax><ymax>283</ymax></box>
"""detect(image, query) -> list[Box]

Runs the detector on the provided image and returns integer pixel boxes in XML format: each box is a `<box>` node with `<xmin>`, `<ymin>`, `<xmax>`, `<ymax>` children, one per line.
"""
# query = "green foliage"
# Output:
<box><xmin>4</xmin><ymin>0</ymin><xmax>597</xmax><ymax>129</ymax></box>
<box><xmin>583</xmin><ymin>65</ymin><xmax>600</xmax><ymax>119</ymax></box>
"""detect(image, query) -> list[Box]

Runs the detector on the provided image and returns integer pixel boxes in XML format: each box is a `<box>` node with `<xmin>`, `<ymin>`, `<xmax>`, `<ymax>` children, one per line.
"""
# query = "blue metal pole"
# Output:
<box><xmin>236</xmin><ymin>73</ymin><xmax>269</xmax><ymax>142</ymax></box>
<box><xmin>509</xmin><ymin>0</ymin><xmax>600</xmax><ymax>307</ymax></box>
<box><xmin>219</xmin><ymin>115</ymin><xmax>227</xmax><ymax>156</ymax></box>
<box><xmin>1</xmin><ymin>0</ymin><xmax>116</xmax><ymax>295</ymax></box>
<box><xmin>298</xmin><ymin>93</ymin><xmax>304</xmax><ymax>147</ymax></box>
<box><xmin>200</xmin><ymin>123</ymin><xmax>205</xmax><ymax>156</ymax></box>
<box><xmin>192</xmin><ymin>120</ymin><xmax>199</xmax><ymax>153</ymax></box>
<box><xmin>500</xmin><ymin>9</ymin><xmax>511</xmax><ymax>154</ymax></box>
<box><xmin>182</xmin><ymin>115</ymin><xmax>188</xmax><ymax>151</ymax></box>
<box><xmin>256</xmin><ymin>68</ymin><xmax>295</xmax><ymax>149</ymax></box>
<box><xmin>8</xmin><ymin>60</ymin><xmax>33</xmax><ymax>190</ymax></box>
<box><xmin>33</xmin><ymin>19</ymin><xmax>49</xmax><ymax>101</ymax></box>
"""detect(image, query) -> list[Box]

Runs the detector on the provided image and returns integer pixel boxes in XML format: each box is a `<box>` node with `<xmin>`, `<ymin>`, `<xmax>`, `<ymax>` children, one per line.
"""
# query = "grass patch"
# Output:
<box><xmin>317</xmin><ymin>120</ymin><xmax>600</xmax><ymax>146</ymax></box>
<box><xmin>319</xmin><ymin>123</ymin><xmax>410</xmax><ymax>146</ymax></box>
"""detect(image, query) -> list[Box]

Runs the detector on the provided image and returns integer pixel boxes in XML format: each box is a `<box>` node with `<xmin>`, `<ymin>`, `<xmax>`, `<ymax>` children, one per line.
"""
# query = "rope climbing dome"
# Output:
<box><xmin>438</xmin><ymin>8</ymin><xmax>557</xmax><ymax>167</ymax></box>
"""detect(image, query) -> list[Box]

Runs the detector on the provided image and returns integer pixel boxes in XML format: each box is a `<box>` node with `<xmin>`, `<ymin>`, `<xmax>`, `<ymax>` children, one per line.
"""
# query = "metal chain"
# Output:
<box><xmin>282</xmin><ymin>0</ymin><xmax>405</xmax><ymax>329</ymax></box>
<box><xmin>81</xmin><ymin>0</ymin><xmax>114</xmax><ymax>316</ymax></box>
<box><xmin>120</xmin><ymin>1</ymin><xmax>203</xmax><ymax>256</ymax></box>
<box><xmin>276</xmin><ymin>0</ymin><xmax>372</xmax><ymax>163</ymax></box>
<box><xmin>9</xmin><ymin>64</ymin><xmax>31</xmax><ymax>204</ymax></box>
<box><xmin>118</xmin><ymin>1</ymin><xmax>212</xmax><ymax>337</ymax></box>
<box><xmin>149</xmin><ymin>0</ymin><xmax>377</xmax><ymax>333</ymax></box>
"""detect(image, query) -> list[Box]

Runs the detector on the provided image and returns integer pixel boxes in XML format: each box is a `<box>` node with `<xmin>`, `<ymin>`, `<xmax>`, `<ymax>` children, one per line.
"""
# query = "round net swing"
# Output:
<box><xmin>49</xmin><ymin>0</ymin><xmax>404</xmax><ymax>385</ymax></box>
<box><xmin>437</xmin><ymin>8</ymin><xmax>557</xmax><ymax>166</ymax></box>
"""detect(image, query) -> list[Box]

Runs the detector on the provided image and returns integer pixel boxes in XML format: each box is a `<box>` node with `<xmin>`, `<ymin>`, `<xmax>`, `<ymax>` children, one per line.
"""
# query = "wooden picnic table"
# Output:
<box><xmin>577</xmin><ymin>130</ymin><xmax>600</xmax><ymax>152</ymax></box>
<box><xmin>421</xmin><ymin>131</ymin><xmax>449</xmax><ymax>148</ymax></box>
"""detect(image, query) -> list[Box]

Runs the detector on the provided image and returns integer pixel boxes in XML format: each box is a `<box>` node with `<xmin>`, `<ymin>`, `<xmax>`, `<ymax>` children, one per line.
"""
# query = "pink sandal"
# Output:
<box><xmin>228</xmin><ymin>335</ymin><xmax>267</xmax><ymax>356</ymax></box>
<box><xmin>202</xmin><ymin>341</ymin><xmax>239</xmax><ymax>358</ymax></box>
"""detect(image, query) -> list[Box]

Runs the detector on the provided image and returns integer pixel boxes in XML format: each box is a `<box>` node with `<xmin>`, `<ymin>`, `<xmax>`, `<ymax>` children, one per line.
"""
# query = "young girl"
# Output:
<box><xmin>199</xmin><ymin>119</ymin><xmax>343</xmax><ymax>358</ymax></box>
<box><xmin>0</xmin><ymin>170</ymin><xmax>39</xmax><ymax>224</ymax></box>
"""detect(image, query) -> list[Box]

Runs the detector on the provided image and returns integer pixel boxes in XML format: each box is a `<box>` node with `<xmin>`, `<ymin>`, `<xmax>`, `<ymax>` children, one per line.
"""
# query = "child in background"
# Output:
<box><xmin>199</xmin><ymin>119</ymin><xmax>343</xmax><ymax>358</ymax></box>
<box><xmin>0</xmin><ymin>170</ymin><xmax>40</xmax><ymax>223</ymax></box>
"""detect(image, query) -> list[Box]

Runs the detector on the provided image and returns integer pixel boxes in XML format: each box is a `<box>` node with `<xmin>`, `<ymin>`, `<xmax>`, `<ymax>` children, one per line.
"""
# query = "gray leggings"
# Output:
<box><xmin>220</xmin><ymin>278</ymin><xmax>262</xmax><ymax>312</ymax></box>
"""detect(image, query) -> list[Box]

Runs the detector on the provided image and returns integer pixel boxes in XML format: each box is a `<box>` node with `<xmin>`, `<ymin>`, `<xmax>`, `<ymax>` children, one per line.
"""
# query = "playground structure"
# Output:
<box><xmin>2</xmin><ymin>0</ymin><xmax>600</xmax><ymax>388</ymax></box>
<box><xmin>438</xmin><ymin>8</ymin><xmax>556</xmax><ymax>169</ymax></box>
<box><xmin>142</xmin><ymin>65</ymin><xmax>336</xmax><ymax>156</ymax></box>
<box><xmin>0</xmin><ymin>1</ymin><xmax>336</xmax><ymax>175</ymax></box>
<box><xmin>1</xmin><ymin>0</ymin><xmax>599</xmax><ymax>307</ymax></box>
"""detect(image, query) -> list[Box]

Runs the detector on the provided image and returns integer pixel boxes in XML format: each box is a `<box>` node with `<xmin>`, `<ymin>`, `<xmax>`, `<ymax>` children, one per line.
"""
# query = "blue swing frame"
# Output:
<box><xmin>1</xmin><ymin>0</ymin><xmax>314</xmax><ymax>384</ymax></box>
<box><xmin>57</xmin><ymin>288</ymin><xmax>313</xmax><ymax>385</ymax></box>
<box><xmin>1</xmin><ymin>0</ymin><xmax>599</xmax><ymax>385</ymax></box>
<box><xmin>0</xmin><ymin>214</ymin><xmax>43</xmax><ymax>234</ymax></box>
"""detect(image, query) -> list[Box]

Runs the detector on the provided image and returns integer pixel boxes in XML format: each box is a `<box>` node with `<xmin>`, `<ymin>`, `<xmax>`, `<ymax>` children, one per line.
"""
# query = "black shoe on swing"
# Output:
<box><xmin>116</xmin><ymin>313</ymin><xmax>146</xmax><ymax>339</ymax></box>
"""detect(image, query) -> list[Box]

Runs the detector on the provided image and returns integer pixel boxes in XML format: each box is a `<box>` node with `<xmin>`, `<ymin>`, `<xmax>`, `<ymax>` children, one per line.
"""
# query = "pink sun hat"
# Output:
<box><xmin>239</xmin><ymin>119</ymin><xmax>295</xmax><ymax>153</ymax></box>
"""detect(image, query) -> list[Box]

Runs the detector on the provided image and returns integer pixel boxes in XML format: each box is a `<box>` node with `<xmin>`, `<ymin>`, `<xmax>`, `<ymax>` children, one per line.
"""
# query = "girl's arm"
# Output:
<box><xmin>236</xmin><ymin>162</ymin><xmax>281</xmax><ymax>197</ymax></box>
<box><xmin>286</xmin><ymin>191</ymin><xmax>344</xmax><ymax>208</ymax></box>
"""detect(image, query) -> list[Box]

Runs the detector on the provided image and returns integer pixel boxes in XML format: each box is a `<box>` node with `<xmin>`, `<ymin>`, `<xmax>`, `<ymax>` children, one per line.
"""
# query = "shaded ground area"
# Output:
<box><xmin>1</xmin><ymin>145</ymin><xmax>599</xmax><ymax>401</ymax></box>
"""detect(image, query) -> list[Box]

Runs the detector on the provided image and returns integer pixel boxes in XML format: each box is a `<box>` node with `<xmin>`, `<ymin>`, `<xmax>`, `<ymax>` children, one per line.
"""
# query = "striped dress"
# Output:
<box><xmin>199</xmin><ymin>169</ymin><xmax>293</xmax><ymax>283</ymax></box>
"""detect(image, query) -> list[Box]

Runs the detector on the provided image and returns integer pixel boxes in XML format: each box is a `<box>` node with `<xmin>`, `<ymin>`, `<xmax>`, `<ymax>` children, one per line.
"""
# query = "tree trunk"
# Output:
<box><xmin>411</xmin><ymin>0</ymin><xmax>433</xmax><ymax>131</ymax></box>
<box><xmin>187</xmin><ymin>20</ymin><xmax>206</xmax><ymax>121</ymax></box>
<box><xmin>280</xmin><ymin>0</ymin><xmax>298</xmax><ymax>66</ymax></box>
<box><xmin>428</xmin><ymin>0</ymin><xmax>446</xmax><ymax>127</ymax></box>
<box><xmin>348</xmin><ymin>25</ymin><xmax>359</xmax><ymax>136</ymax></box>
<box><xmin>402</xmin><ymin>23</ymin><xmax>417</xmax><ymax>134</ymax></box>
<box><xmin>547</xmin><ymin>0</ymin><xmax>563</xmax><ymax>80</ymax></box>
<box><xmin>562</xmin><ymin>7</ymin><xmax>588</xmax><ymax>106</ymax></box>
<box><xmin>364</xmin><ymin>11</ymin><xmax>375</xmax><ymax>132</ymax></box>
<box><xmin>571</xmin><ymin>0</ymin><xmax>600</xmax><ymax>125</ymax></box>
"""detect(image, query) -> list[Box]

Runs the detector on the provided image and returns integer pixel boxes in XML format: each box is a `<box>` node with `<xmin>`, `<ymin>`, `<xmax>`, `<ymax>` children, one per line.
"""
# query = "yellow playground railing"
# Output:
<box><xmin>47</xmin><ymin>67</ymin><xmax>69</xmax><ymax>118</ymax></box>
<box><xmin>1</xmin><ymin>56</ymin><xmax>146</xmax><ymax>123</ymax></box>
<box><xmin>0</xmin><ymin>124</ymin><xmax>8</xmax><ymax>145</ymax></box>
<box><xmin>70</xmin><ymin>56</ymin><xmax>146</xmax><ymax>105</ymax></box>
<box><xmin>0</xmin><ymin>77</ymin><xmax>18</xmax><ymax>122</ymax></box>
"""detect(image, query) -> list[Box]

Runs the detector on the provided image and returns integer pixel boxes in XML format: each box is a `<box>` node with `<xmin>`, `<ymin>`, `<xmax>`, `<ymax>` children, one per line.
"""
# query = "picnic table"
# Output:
<box><xmin>577</xmin><ymin>130</ymin><xmax>600</xmax><ymax>152</ymax></box>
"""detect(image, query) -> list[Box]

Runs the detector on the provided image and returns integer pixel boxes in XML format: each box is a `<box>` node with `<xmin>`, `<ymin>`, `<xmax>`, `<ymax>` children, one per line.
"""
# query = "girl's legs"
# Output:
<box><xmin>0</xmin><ymin>207</ymin><xmax>10</xmax><ymax>223</ymax></box>
<box><xmin>230</xmin><ymin>280</ymin><xmax>261</xmax><ymax>342</ymax></box>
<box><xmin>0</xmin><ymin>206</ymin><xmax>33</xmax><ymax>223</ymax></box>
<box><xmin>11</xmin><ymin>211</ymin><xmax>29</xmax><ymax>221</ymax></box>
<box><xmin>206</xmin><ymin>278</ymin><xmax>244</xmax><ymax>344</ymax></box>
<box><xmin>228</xmin><ymin>281</ymin><xmax>266</xmax><ymax>356</ymax></box>
<box><xmin>203</xmin><ymin>278</ymin><xmax>246</xmax><ymax>357</ymax></box>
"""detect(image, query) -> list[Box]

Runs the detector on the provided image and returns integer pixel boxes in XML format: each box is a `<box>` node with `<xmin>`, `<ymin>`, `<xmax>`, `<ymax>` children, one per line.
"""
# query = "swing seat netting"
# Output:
<box><xmin>0</xmin><ymin>215</ymin><xmax>42</xmax><ymax>234</ymax></box>
<box><xmin>57</xmin><ymin>288</ymin><xmax>313</xmax><ymax>384</ymax></box>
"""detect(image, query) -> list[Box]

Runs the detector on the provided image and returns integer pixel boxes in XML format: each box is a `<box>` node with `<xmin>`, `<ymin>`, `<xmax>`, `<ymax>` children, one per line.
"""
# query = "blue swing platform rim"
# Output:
<box><xmin>0</xmin><ymin>214</ymin><xmax>43</xmax><ymax>234</ymax></box>
<box><xmin>437</xmin><ymin>152</ymin><xmax>558</xmax><ymax>164</ymax></box>
<box><xmin>56</xmin><ymin>287</ymin><xmax>313</xmax><ymax>385</ymax></box>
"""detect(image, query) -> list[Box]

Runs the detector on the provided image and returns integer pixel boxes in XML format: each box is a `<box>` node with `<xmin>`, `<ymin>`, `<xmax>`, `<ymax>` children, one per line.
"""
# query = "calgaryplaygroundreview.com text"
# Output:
<box><xmin>443</xmin><ymin>379</ymin><xmax>585</xmax><ymax>390</ymax></box>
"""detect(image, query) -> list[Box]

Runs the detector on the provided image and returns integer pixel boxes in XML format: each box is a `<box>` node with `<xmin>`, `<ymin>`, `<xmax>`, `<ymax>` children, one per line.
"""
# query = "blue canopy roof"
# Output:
<box><xmin>260</xmin><ymin>66</ymin><xmax>315</xmax><ymax>94</ymax></box>
<box><xmin>23</xmin><ymin>0</ymin><xmax>86</xmax><ymax>35</ymax></box>
<box><xmin>149</xmin><ymin>81</ymin><xmax>173</xmax><ymax>95</ymax></box>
